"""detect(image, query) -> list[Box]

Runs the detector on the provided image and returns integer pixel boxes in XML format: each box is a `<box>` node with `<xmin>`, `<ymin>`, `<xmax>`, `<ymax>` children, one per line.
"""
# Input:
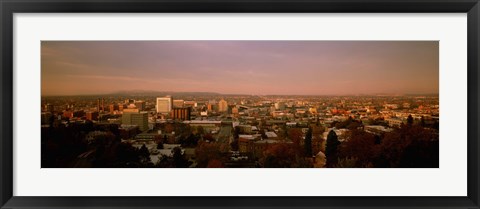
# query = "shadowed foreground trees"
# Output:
<box><xmin>195</xmin><ymin>141</ymin><xmax>228</xmax><ymax>168</ymax></box>
<box><xmin>377</xmin><ymin>124</ymin><xmax>439</xmax><ymax>168</ymax></box>
<box><xmin>304</xmin><ymin>128</ymin><xmax>313</xmax><ymax>157</ymax></box>
<box><xmin>42</xmin><ymin>123</ymin><xmax>154</xmax><ymax>168</ymax></box>
<box><xmin>43</xmin><ymin>119</ymin><xmax>438</xmax><ymax>168</ymax></box>
<box><xmin>335</xmin><ymin>124</ymin><xmax>439</xmax><ymax>168</ymax></box>
<box><xmin>156</xmin><ymin>147</ymin><xmax>191</xmax><ymax>168</ymax></box>
<box><xmin>259</xmin><ymin>143</ymin><xmax>312</xmax><ymax>168</ymax></box>
<box><xmin>325</xmin><ymin>130</ymin><xmax>340</xmax><ymax>167</ymax></box>
<box><xmin>338</xmin><ymin>130</ymin><xmax>376</xmax><ymax>167</ymax></box>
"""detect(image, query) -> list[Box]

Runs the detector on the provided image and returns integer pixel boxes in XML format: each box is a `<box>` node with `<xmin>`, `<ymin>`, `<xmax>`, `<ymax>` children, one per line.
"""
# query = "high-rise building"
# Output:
<box><xmin>86</xmin><ymin>111</ymin><xmax>99</xmax><ymax>121</ymax></box>
<box><xmin>173</xmin><ymin>99</ymin><xmax>185</xmax><ymax>108</ymax></box>
<box><xmin>97</xmin><ymin>98</ymin><xmax>105</xmax><ymax>112</ymax></box>
<box><xmin>97</xmin><ymin>99</ymin><xmax>101</xmax><ymax>112</ymax></box>
<box><xmin>109</xmin><ymin>104</ymin><xmax>119</xmax><ymax>113</ymax></box>
<box><xmin>218</xmin><ymin>99</ymin><xmax>228</xmax><ymax>112</ymax></box>
<box><xmin>122</xmin><ymin>111</ymin><xmax>148</xmax><ymax>131</ymax></box>
<box><xmin>134</xmin><ymin>101</ymin><xmax>146</xmax><ymax>111</ymax></box>
<box><xmin>156</xmin><ymin>97</ymin><xmax>172</xmax><ymax>113</ymax></box>
<box><xmin>171</xmin><ymin>107</ymin><xmax>191</xmax><ymax>121</ymax></box>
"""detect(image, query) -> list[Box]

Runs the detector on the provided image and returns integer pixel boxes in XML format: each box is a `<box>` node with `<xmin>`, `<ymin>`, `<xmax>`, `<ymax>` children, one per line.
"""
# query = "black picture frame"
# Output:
<box><xmin>1</xmin><ymin>0</ymin><xmax>479</xmax><ymax>208</ymax></box>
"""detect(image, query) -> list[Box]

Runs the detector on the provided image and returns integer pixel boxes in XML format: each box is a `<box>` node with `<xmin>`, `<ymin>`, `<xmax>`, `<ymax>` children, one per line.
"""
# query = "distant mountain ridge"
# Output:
<box><xmin>42</xmin><ymin>90</ymin><xmax>439</xmax><ymax>97</ymax></box>
<box><xmin>108</xmin><ymin>90</ymin><xmax>222</xmax><ymax>97</ymax></box>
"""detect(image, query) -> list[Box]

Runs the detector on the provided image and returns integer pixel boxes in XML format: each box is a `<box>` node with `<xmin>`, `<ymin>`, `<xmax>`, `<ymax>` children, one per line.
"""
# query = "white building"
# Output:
<box><xmin>156</xmin><ymin>96</ymin><xmax>172</xmax><ymax>113</ymax></box>
<box><xmin>218</xmin><ymin>99</ymin><xmax>228</xmax><ymax>112</ymax></box>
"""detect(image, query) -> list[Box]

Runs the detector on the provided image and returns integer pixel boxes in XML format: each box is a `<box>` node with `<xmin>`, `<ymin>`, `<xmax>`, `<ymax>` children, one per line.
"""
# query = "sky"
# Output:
<box><xmin>41</xmin><ymin>41</ymin><xmax>439</xmax><ymax>96</ymax></box>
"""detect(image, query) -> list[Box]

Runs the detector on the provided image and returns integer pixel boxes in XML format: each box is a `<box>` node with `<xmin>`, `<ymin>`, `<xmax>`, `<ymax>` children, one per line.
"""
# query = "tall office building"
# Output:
<box><xmin>97</xmin><ymin>99</ymin><xmax>101</xmax><ymax>112</ymax></box>
<box><xmin>156</xmin><ymin>96</ymin><xmax>173</xmax><ymax>113</ymax></box>
<box><xmin>171</xmin><ymin>107</ymin><xmax>191</xmax><ymax>121</ymax></box>
<box><xmin>97</xmin><ymin>98</ymin><xmax>105</xmax><ymax>112</ymax></box>
<box><xmin>86</xmin><ymin>111</ymin><xmax>99</xmax><ymax>121</ymax></box>
<box><xmin>134</xmin><ymin>100</ymin><xmax>146</xmax><ymax>111</ymax></box>
<box><xmin>173</xmin><ymin>99</ymin><xmax>185</xmax><ymax>108</ymax></box>
<box><xmin>109</xmin><ymin>104</ymin><xmax>119</xmax><ymax>113</ymax></box>
<box><xmin>122</xmin><ymin>111</ymin><xmax>148</xmax><ymax>131</ymax></box>
<box><xmin>218</xmin><ymin>99</ymin><xmax>228</xmax><ymax>112</ymax></box>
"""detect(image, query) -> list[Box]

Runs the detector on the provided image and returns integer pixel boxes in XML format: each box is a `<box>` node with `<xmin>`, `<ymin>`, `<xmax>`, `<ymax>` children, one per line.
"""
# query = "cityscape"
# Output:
<box><xmin>41</xmin><ymin>41</ymin><xmax>439</xmax><ymax>168</ymax></box>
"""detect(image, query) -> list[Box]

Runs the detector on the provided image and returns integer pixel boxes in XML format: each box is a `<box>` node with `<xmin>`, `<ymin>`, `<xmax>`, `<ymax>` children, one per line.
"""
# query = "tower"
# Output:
<box><xmin>156</xmin><ymin>96</ymin><xmax>173</xmax><ymax>113</ymax></box>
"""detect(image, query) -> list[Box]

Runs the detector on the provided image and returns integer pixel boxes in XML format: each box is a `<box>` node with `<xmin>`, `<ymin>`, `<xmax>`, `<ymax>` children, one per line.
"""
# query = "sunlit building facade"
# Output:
<box><xmin>171</xmin><ymin>107</ymin><xmax>191</xmax><ymax>121</ymax></box>
<box><xmin>156</xmin><ymin>97</ymin><xmax>172</xmax><ymax>113</ymax></box>
<box><xmin>122</xmin><ymin>111</ymin><xmax>148</xmax><ymax>131</ymax></box>
<box><xmin>218</xmin><ymin>99</ymin><xmax>228</xmax><ymax>112</ymax></box>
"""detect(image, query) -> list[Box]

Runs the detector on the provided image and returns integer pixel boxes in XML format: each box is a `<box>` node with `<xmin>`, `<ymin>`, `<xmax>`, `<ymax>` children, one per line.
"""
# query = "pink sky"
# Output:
<box><xmin>41</xmin><ymin>41</ymin><xmax>439</xmax><ymax>96</ymax></box>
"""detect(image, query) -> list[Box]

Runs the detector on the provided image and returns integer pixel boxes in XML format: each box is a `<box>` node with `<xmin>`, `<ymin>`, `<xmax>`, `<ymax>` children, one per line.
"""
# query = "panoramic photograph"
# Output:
<box><xmin>41</xmin><ymin>41</ymin><xmax>439</xmax><ymax>168</ymax></box>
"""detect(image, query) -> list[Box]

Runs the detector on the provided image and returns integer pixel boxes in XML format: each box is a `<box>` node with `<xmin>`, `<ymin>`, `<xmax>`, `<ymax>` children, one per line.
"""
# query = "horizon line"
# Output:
<box><xmin>41</xmin><ymin>91</ymin><xmax>440</xmax><ymax>97</ymax></box>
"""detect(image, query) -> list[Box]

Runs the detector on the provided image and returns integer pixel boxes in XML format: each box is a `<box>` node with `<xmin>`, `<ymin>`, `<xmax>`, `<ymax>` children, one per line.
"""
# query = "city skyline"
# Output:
<box><xmin>42</xmin><ymin>41</ymin><xmax>439</xmax><ymax>96</ymax></box>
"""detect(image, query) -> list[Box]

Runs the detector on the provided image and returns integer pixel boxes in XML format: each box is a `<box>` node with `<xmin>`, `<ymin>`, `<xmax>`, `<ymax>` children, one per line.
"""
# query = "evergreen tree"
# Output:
<box><xmin>325</xmin><ymin>130</ymin><xmax>340</xmax><ymax>167</ymax></box>
<box><xmin>172</xmin><ymin>147</ymin><xmax>190</xmax><ymax>168</ymax></box>
<box><xmin>304</xmin><ymin>128</ymin><xmax>313</xmax><ymax>157</ymax></box>
<box><xmin>139</xmin><ymin>144</ymin><xmax>151</xmax><ymax>166</ymax></box>
<box><xmin>407</xmin><ymin>115</ymin><xmax>414</xmax><ymax>126</ymax></box>
<box><xmin>420</xmin><ymin>116</ymin><xmax>426</xmax><ymax>127</ymax></box>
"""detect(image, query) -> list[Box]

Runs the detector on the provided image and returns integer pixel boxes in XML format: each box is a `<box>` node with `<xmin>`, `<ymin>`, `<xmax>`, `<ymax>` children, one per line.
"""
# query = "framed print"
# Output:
<box><xmin>1</xmin><ymin>0</ymin><xmax>479</xmax><ymax>208</ymax></box>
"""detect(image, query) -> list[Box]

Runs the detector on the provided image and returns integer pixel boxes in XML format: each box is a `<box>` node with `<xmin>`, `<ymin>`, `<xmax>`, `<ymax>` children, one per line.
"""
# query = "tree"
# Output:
<box><xmin>195</xmin><ymin>141</ymin><xmax>225</xmax><ymax>167</ymax></box>
<box><xmin>407</xmin><ymin>115</ymin><xmax>414</xmax><ymax>126</ymax></box>
<box><xmin>325</xmin><ymin>130</ymin><xmax>340</xmax><ymax>167</ymax></box>
<box><xmin>288</xmin><ymin>128</ymin><xmax>303</xmax><ymax>145</ymax></box>
<box><xmin>339</xmin><ymin>129</ymin><xmax>377</xmax><ymax>167</ymax></box>
<box><xmin>138</xmin><ymin>144</ymin><xmax>152</xmax><ymax>166</ymax></box>
<box><xmin>164</xmin><ymin>123</ymin><xmax>174</xmax><ymax>134</ymax></box>
<box><xmin>312</xmin><ymin>125</ymin><xmax>326</xmax><ymax>154</ymax></box>
<box><xmin>112</xmin><ymin>142</ymin><xmax>142</xmax><ymax>168</ymax></box>
<box><xmin>207</xmin><ymin>159</ymin><xmax>224</xmax><ymax>168</ymax></box>
<box><xmin>334</xmin><ymin>157</ymin><xmax>359</xmax><ymax>168</ymax></box>
<box><xmin>376</xmin><ymin>124</ymin><xmax>439</xmax><ymax>168</ymax></box>
<box><xmin>260</xmin><ymin>143</ymin><xmax>311</xmax><ymax>168</ymax></box>
<box><xmin>420</xmin><ymin>116</ymin><xmax>426</xmax><ymax>127</ymax></box>
<box><xmin>197</xmin><ymin>126</ymin><xmax>205</xmax><ymax>135</ymax></box>
<box><xmin>156</xmin><ymin>142</ymin><xmax>164</xmax><ymax>149</ymax></box>
<box><xmin>304</xmin><ymin>128</ymin><xmax>313</xmax><ymax>157</ymax></box>
<box><xmin>203</xmin><ymin>133</ymin><xmax>215</xmax><ymax>142</ymax></box>
<box><xmin>172</xmin><ymin>147</ymin><xmax>190</xmax><ymax>168</ymax></box>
